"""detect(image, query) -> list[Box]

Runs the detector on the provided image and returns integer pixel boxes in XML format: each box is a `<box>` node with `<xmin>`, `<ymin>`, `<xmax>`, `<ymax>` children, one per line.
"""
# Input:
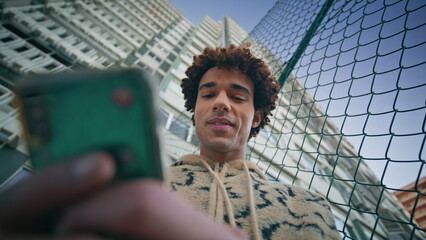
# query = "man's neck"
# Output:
<box><xmin>199</xmin><ymin>147</ymin><xmax>246</xmax><ymax>164</ymax></box>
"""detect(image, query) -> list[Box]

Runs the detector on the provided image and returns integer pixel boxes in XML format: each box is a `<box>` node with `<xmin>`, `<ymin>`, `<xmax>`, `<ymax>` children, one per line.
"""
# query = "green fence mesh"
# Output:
<box><xmin>244</xmin><ymin>0</ymin><xmax>425</xmax><ymax>239</ymax></box>
<box><xmin>0</xmin><ymin>0</ymin><xmax>425</xmax><ymax>239</ymax></box>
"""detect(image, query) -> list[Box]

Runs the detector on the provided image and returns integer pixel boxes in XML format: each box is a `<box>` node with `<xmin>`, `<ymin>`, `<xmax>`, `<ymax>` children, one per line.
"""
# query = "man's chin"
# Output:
<box><xmin>203</xmin><ymin>138</ymin><xmax>233</xmax><ymax>153</ymax></box>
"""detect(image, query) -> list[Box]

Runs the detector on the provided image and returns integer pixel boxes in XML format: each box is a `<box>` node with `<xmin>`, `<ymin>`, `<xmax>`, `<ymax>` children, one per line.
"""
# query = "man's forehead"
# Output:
<box><xmin>198</xmin><ymin>81</ymin><xmax>252</xmax><ymax>96</ymax></box>
<box><xmin>198</xmin><ymin>67</ymin><xmax>253</xmax><ymax>89</ymax></box>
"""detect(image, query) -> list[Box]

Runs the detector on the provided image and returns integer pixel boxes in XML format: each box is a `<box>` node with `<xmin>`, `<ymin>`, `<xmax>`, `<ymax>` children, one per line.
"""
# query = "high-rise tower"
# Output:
<box><xmin>0</xmin><ymin>1</ymin><xmax>422</xmax><ymax>239</ymax></box>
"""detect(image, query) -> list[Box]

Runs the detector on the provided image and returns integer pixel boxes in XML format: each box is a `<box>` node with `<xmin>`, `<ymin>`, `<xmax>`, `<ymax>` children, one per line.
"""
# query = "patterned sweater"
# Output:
<box><xmin>166</xmin><ymin>154</ymin><xmax>341</xmax><ymax>240</ymax></box>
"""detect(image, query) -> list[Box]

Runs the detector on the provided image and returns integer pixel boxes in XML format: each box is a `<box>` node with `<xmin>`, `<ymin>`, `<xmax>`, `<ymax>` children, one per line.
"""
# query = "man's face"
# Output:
<box><xmin>194</xmin><ymin>67</ymin><xmax>261</xmax><ymax>158</ymax></box>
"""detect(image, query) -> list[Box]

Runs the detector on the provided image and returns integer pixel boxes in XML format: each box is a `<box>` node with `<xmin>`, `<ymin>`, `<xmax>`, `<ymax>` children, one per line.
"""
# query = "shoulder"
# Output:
<box><xmin>275</xmin><ymin>183</ymin><xmax>326</xmax><ymax>200</ymax></box>
<box><xmin>263</xmin><ymin>183</ymin><xmax>340</xmax><ymax>239</ymax></box>
<box><xmin>165</xmin><ymin>159</ymin><xmax>210</xmax><ymax>189</ymax></box>
<box><xmin>270</xmin><ymin>183</ymin><xmax>332</xmax><ymax>210</ymax></box>
<box><xmin>168</xmin><ymin>160</ymin><xmax>207</xmax><ymax>173</ymax></box>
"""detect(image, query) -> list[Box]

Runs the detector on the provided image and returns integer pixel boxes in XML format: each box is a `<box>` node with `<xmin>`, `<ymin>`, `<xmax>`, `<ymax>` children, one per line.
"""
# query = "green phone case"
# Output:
<box><xmin>16</xmin><ymin>69</ymin><xmax>163</xmax><ymax>180</ymax></box>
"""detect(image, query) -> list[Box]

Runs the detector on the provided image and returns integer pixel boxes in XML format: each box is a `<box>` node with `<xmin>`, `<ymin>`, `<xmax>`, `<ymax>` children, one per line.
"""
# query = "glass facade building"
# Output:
<box><xmin>0</xmin><ymin>0</ymin><xmax>422</xmax><ymax>238</ymax></box>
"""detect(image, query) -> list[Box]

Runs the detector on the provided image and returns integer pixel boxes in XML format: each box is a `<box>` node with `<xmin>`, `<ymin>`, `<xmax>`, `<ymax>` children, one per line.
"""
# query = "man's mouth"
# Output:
<box><xmin>207</xmin><ymin>117</ymin><xmax>235</xmax><ymax>128</ymax></box>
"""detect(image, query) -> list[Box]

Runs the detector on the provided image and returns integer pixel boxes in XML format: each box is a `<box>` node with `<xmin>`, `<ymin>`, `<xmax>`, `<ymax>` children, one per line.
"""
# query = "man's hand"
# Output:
<box><xmin>0</xmin><ymin>153</ymin><xmax>247</xmax><ymax>239</ymax></box>
<box><xmin>0</xmin><ymin>152</ymin><xmax>115</xmax><ymax>234</ymax></box>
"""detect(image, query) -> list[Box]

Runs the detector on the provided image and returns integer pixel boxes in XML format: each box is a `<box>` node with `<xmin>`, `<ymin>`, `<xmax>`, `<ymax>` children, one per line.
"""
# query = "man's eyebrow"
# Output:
<box><xmin>231</xmin><ymin>83</ymin><xmax>251</xmax><ymax>95</ymax></box>
<box><xmin>199</xmin><ymin>82</ymin><xmax>216</xmax><ymax>91</ymax></box>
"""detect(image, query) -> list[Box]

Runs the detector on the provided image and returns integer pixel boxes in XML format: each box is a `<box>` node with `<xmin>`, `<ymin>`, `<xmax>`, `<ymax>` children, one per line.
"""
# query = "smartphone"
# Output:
<box><xmin>15</xmin><ymin>69</ymin><xmax>163</xmax><ymax>180</ymax></box>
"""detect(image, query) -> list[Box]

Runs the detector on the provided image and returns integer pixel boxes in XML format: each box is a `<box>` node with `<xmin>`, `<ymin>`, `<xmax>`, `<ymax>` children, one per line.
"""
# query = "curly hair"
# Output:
<box><xmin>181</xmin><ymin>44</ymin><xmax>280</xmax><ymax>139</ymax></box>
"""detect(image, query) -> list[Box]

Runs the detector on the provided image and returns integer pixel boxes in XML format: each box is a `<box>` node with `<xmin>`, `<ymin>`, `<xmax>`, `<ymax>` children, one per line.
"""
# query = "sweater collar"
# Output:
<box><xmin>177</xmin><ymin>154</ymin><xmax>267</xmax><ymax>180</ymax></box>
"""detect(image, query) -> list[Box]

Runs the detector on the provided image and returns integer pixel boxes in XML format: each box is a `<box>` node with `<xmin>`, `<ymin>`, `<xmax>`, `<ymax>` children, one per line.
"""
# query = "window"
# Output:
<box><xmin>167</xmin><ymin>53</ymin><xmax>176</xmax><ymax>62</ymax></box>
<box><xmin>59</xmin><ymin>32</ymin><xmax>70</xmax><ymax>38</ymax></box>
<box><xmin>29</xmin><ymin>54</ymin><xmax>40</xmax><ymax>60</ymax></box>
<box><xmin>148</xmin><ymin>51</ymin><xmax>161</xmax><ymax>63</ymax></box>
<box><xmin>153</xmin><ymin>71</ymin><xmax>164</xmax><ymax>82</ymax></box>
<box><xmin>81</xmin><ymin>47</ymin><xmax>90</xmax><ymax>53</ymax></box>
<box><xmin>173</xmin><ymin>46</ymin><xmax>181</xmax><ymax>53</ymax></box>
<box><xmin>139</xmin><ymin>46</ymin><xmax>148</xmax><ymax>55</ymax></box>
<box><xmin>15</xmin><ymin>46</ymin><xmax>29</xmax><ymax>53</ymax></box>
<box><xmin>136</xmin><ymin>61</ymin><xmax>154</xmax><ymax>74</ymax></box>
<box><xmin>159</xmin><ymin>61</ymin><xmax>171</xmax><ymax>72</ymax></box>
<box><xmin>44</xmin><ymin>63</ymin><xmax>57</xmax><ymax>71</ymax></box>
<box><xmin>169</xmin><ymin>118</ymin><xmax>188</xmax><ymax>140</ymax></box>
<box><xmin>0</xmin><ymin>167</ymin><xmax>31</xmax><ymax>194</ymax></box>
<box><xmin>1</xmin><ymin>36</ymin><xmax>13</xmax><ymax>43</ymax></box>
<box><xmin>124</xmin><ymin>54</ymin><xmax>138</xmax><ymax>66</ymax></box>
<box><xmin>159</xmin><ymin>108</ymin><xmax>169</xmax><ymax>127</ymax></box>
<box><xmin>157</xmin><ymin>45</ymin><xmax>168</xmax><ymax>54</ymax></box>
<box><xmin>0</xmin><ymin>128</ymin><xmax>14</xmax><ymax>145</ymax></box>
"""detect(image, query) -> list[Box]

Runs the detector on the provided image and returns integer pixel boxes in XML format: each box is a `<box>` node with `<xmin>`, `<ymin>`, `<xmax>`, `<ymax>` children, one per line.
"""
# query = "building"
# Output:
<box><xmin>0</xmin><ymin>0</ymin><xmax>423</xmax><ymax>239</ymax></box>
<box><xmin>393</xmin><ymin>176</ymin><xmax>426</xmax><ymax>230</ymax></box>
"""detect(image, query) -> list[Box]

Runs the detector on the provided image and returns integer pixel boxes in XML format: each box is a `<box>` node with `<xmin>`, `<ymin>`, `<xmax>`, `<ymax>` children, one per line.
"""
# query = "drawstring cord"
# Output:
<box><xmin>199</xmin><ymin>158</ymin><xmax>261</xmax><ymax>240</ymax></box>
<box><xmin>214</xmin><ymin>164</ymin><xmax>224</xmax><ymax>223</ymax></box>
<box><xmin>200</xmin><ymin>160</ymin><xmax>237</xmax><ymax>228</ymax></box>
<box><xmin>243</xmin><ymin>161</ymin><xmax>261</xmax><ymax>240</ymax></box>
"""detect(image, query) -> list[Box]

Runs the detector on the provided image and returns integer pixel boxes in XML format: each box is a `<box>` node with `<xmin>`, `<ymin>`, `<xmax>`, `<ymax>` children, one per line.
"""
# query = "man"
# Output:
<box><xmin>168</xmin><ymin>45</ymin><xmax>340</xmax><ymax>239</ymax></box>
<box><xmin>0</xmin><ymin>45</ymin><xmax>340</xmax><ymax>239</ymax></box>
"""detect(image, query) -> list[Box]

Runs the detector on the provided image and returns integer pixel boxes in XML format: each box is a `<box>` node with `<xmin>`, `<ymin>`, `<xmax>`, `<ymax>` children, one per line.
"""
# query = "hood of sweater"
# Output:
<box><xmin>166</xmin><ymin>154</ymin><xmax>340</xmax><ymax>240</ymax></box>
<box><xmin>177</xmin><ymin>154</ymin><xmax>268</xmax><ymax>180</ymax></box>
<box><xmin>167</xmin><ymin>154</ymin><xmax>267</xmax><ymax>240</ymax></box>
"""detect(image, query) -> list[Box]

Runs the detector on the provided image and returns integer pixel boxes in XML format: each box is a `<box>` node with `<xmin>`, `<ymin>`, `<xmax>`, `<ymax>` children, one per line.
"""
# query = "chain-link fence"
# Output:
<box><xmin>245</xmin><ymin>0</ymin><xmax>425</xmax><ymax>239</ymax></box>
<box><xmin>0</xmin><ymin>0</ymin><xmax>425</xmax><ymax>239</ymax></box>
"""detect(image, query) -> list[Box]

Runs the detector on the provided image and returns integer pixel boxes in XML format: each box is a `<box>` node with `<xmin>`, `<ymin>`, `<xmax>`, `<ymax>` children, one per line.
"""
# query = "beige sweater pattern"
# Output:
<box><xmin>166</xmin><ymin>154</ymin><xmax>341</xmax><ymax>240</ymax></box>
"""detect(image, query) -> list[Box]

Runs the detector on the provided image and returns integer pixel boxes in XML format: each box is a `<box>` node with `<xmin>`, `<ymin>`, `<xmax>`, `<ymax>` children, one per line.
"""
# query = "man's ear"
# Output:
<box><xmin>252</xmin><ymin>110</ymin><xmax>262</xmax><ymax>128</ymax></box>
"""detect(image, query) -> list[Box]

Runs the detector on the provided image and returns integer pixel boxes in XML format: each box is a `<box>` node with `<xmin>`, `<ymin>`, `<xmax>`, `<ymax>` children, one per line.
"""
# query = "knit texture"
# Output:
<box><xmin>166</xmin><ymin>154</ymin><xmax>341</xmax><ymax>240</ymax></box>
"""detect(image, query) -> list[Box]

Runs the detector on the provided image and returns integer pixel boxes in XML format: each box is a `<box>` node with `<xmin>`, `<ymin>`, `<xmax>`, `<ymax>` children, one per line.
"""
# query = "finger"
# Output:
<box><xmin>2</xmin><ymin>233</ymin><xmax>107</xmax><ymax>240</ymax></box>
<box><xmin>58</xmin><ymin>180</ymin><xmax>245</xmax><ymax>240</ymax></box>
<box><xmin>0</xmin><ymin>152</ymin><xmax>115</xmax><ymax>233</ymax></box>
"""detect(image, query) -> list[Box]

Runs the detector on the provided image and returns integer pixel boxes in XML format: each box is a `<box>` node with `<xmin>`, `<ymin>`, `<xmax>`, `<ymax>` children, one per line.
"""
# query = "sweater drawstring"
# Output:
<box><xmin>199</xmin><ymin>158</ymin><xmax>261</xmax><ymax>240</ymax></box>
<box><xmin>200</xmin><ymin>160</ymin><xmax>236</xmax><ymax>228</ymax></box>
<box><xmin>243</xmin><ymin>161</ymin><xmax>261</xmax><ymax>240</ymax></box>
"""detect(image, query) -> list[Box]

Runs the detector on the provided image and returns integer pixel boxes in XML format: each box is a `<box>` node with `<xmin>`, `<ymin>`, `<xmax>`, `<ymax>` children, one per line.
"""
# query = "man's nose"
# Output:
<box><xmin>213</xmin><ymin>91</ymin><xmax>231</xmax><ymax>112</ymax></box>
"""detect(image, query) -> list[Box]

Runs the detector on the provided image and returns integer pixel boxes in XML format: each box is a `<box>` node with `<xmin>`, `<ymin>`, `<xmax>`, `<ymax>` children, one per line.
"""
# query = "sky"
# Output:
<box><xmin>166</xmin><ymin>0</ymin><xmax>425</xmax><ymax>189</ymax></box>
<box><xmin>168</xmin><ymin>0</ymin><xmax>277</xmax><ymax>33</ymax></box>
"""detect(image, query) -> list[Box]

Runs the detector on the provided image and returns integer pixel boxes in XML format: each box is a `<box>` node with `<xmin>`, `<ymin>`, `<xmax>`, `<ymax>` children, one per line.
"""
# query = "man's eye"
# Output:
<box><xmin>201</xmin><ymin>94</ymin><xmax>214</xmax><ymax>98</ymax></box>
<box><xmin>232</xmin><ymin>96</ymin><xmax>246</xmax><ymax>102</ymax></box>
